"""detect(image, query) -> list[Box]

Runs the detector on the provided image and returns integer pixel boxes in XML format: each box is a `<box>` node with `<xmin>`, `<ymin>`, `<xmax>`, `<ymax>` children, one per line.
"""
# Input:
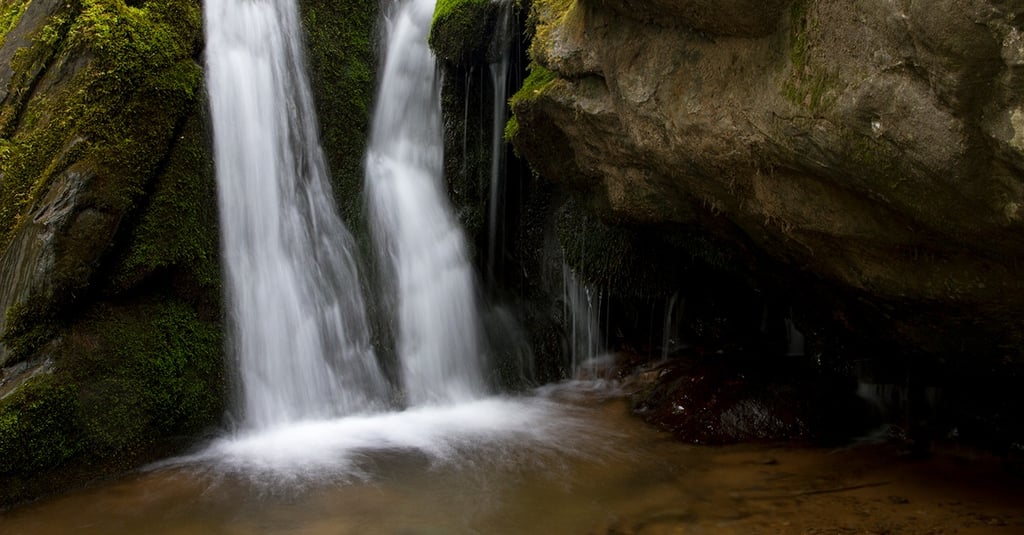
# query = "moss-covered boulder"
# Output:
<box><xmin>0</xmin><ymin>0</ymin><xmax>223</xmax><ymax>506</ymax></box>
<box><xmin>429</xmin><ymin>0</ymin><xmax>498</xmax><ymax>67</ymax></box>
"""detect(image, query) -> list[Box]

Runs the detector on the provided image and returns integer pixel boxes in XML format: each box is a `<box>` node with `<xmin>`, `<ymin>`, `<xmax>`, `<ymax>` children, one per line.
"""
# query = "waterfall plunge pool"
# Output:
<box><xmin>3</xmin><ymin>382</ymin><xmax>1022</xmax><ymax>534</ymax></box>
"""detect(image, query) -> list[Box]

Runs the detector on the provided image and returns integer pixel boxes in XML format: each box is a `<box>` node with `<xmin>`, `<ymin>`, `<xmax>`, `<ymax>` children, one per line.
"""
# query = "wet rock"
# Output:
<box><xmin>628</xmin><ymin>353</ymin><xmax>875</xmax><ymax>444</ymax></box>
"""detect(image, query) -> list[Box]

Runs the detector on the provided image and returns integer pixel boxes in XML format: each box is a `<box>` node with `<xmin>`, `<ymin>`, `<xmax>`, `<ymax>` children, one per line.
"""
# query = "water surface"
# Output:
<box><xmin>4</xmin><ymin>384</ymin><xmax>1022</xmax><ymax>534</ymax></box>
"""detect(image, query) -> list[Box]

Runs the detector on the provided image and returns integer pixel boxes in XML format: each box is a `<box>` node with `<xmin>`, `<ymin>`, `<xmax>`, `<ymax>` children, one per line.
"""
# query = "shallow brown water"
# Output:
<box><xmin>3</xmin><ymin>385</ymin><xmax>1022</xmax><ymax>534</ymax></box>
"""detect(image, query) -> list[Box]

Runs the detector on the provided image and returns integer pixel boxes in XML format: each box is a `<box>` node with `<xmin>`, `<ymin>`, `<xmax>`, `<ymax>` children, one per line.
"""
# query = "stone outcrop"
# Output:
<box><xmin>509</xmin><ymin>0</ymin><xmax>1024</xmax><ymax>356</ymax></box>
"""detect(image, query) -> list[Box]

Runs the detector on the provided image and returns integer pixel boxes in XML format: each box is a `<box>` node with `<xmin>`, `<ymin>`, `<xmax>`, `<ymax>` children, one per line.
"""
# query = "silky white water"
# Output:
<box><xmin>201</xmin><ymin>0</ymin><xmax>537</xmax><ymax>477</ymax></box>
<box><xmin>366</xmin><ymin>0</ymin><xmax>487</xmax><ymax>405</ymax></box>
<box><xmin>165</xmin><ymin>393</ymin><xmax>599</xmax><ymax>482</ymax></box>
<box><xmin>204</xmin><ymin>0</ymin><xmax>388</xmax><ymax>429</ymax></box>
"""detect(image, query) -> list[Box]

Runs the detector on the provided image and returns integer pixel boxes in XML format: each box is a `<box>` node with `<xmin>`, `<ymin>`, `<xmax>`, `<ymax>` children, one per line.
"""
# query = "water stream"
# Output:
<box><xmin>366</xmin><ymin>0</ymin><xmax>487</xmax><ymax>405</ymax></box>
<box><xmin>563</xmin><ymin>263</ymin><xmax>605</xmax><ymax>377</ymax></box>
<box><xmin>204</xmin><ymin>0</ymin><xmax>388</xmax><ymax>429</ymax></box>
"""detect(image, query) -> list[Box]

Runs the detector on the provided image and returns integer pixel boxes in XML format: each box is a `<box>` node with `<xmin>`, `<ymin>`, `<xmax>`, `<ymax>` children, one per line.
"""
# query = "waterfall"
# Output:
<box><xmin>366</xmin><ymin>0</ymin><xmax>487</xmax><ymax>405</ymax></box>
<box><xmin>204</xmin><ymin>0</ymin><xmax>388</xmax><ymax>429</ymax></box>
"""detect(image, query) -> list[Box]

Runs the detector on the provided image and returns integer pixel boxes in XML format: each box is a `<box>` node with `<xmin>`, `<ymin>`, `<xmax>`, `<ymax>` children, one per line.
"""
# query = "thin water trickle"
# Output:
<box><xmin>562</xmin><ymin>263</ymin><xmax>605</xmax><ymax>377</ymax></box>
<box><xmin>366</xmin><ymin>0</ymin><xmax>487</xmax><ymax>405</ymax></box>
<box><xmin>204</xmin><ymin>0</ymin><xmax>388</xmax><ymax>429</ymax></box>
<box><xmin>662</xmin><ymin>292</ymin><xmax>683</xmax><ymax>359</ymax></box>
<box><xmin>486</xmin><ymin>0</ymin><xmax>514</xmax><ymax>282</ymax></box>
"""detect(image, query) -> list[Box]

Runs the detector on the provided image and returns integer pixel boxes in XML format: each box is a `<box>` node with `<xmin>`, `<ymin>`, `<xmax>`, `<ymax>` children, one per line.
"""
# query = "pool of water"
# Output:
<box><xmin>3</xmin><ymin>383</ymin><xmax>1022</xmax><ymax>534</ymax></box>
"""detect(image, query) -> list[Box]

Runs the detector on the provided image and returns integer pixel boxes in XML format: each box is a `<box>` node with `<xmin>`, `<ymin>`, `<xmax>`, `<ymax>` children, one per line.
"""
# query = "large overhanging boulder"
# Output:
<box><xmin>510</xmin><ymin>0</ymin><xmax>1024</xmax><ymax>355</ymax></box>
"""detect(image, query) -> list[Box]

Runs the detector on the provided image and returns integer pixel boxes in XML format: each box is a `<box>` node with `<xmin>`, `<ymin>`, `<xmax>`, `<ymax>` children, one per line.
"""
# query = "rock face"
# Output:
<box><xmin>0</xmin><ymin>0</ymin><xmax>225</xmax><ymax>506</ymax></box>
<box><xmin>510</xmin><ymin>0</ymin><xmax>1024</xmax><ymax>356</ymax></box>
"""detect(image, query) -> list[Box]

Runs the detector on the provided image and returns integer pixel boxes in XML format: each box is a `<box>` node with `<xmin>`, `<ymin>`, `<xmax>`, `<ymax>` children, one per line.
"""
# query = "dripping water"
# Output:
<box><xmin>486</xmin><ymin>0</ymin><xmax>514</xmax><ymax>282</ymax></box>
<box><xmin>661</xmin><ymin>292</ymin><xmax>684</xmax><ymax>360</ymax></box>
<box><xmin>562</xmin><ymin>263</ymin><xmax>605</xmax><ymax>378</ymax></box>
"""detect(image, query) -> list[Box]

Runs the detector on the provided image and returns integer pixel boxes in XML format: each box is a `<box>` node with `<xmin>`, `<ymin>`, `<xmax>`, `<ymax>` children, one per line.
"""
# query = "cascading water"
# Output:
<box><xmin>192</xmin><ymin>0</ymin><xmax>607</xmax><ymax>482</ymax></box>
<box><xmin>366</xmin><ymin>0</ymin><xmax>487</xmax><ymax>405</ymax></box>
<box><xmin>204</xmin><ymin>0</ymin><xmax>388</xmax><ymax>429</ymax></box>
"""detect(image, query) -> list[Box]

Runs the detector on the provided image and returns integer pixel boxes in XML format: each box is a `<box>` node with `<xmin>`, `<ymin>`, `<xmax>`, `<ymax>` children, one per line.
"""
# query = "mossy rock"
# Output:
<box><xmin>429</xmin><ymin>0</ymin><xmax>497</xmax><ymax>66</ymax></box>
<box><xmin>68</xmin><ymin>299</ymin><xmax>224</xmax><ymax>457</ymax></box>
<box><xmin>0</xmin><ymin>297</ymin><xmax>223</xmax><ymax>506</ymax></box>
<box><xmin>299</xmin><ymin>0</ymin><xmax>376</xmax><ymax>232</ymax></box>
<box><xmin>0</xmin><ymin>0</ymin><xmax>224</xmax><ymax>505</ymax></box>
<box><xmin>0</xmin><ymin>0</ymin><xmax>209</xmax><ymax>363</ymax></box>
<box><xmin>0</xmin><ymin>374</ymin><xmax>80</xmax><ymax>474</ymax></box>
<box><xmin>0</xmin><ymin>1</ymin><xmax>31</xmax><ymax>36</ymax></box>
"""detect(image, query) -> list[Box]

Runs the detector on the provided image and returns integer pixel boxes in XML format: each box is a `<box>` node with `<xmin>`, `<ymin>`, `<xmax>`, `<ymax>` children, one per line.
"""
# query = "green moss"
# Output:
<box><xmin>0</xmin><ymin>0</ymin><xmax>203</xmax><ymax>238</ymax></box>
<box><xmin>0</xmin><ymin>0</ymin><xmax>224</xmax><ymax>505</ymax></box>
<box><xmin>507</xmin><ymin>63</ymin><xmax>557</xmax><ymax>157</ymax></box>
<box><xmin>0</xmin><ymin>297</ymin><xmax>222</xmax><ymax>482</ymax></box>
<box><xmin>299</xmin><ymin>0</ymin><xmax>377</xmax><ymax>231</ymax></box>
<box><xmin>69</xmin><ymin>299</ymin><xmax>223</xmax><ymax>455</ymax></box>
<box><xmin>788</xmin><ymin>0</ymin><xmax>810</xmax><ymax>69</ymax></box>
<box><xmin>0</xmin><ymin>6</ymin><xmax>79</xmax><ymax>231</ymax></box>
<box><xmin>429</xmin><ymin>0</ymin><xmax>494</xmax><ymax>66</ymax></box>
<box><xmin>0</xmin><ymin>374</ymin><xmax>80</xmax><ymax>474</ymax></box>
<box><xmin>503</xmin><ymin>114</ymin><xmax>520</xmax><ymax>144</ymax></box>
<box><xmin>115</xmin><ymin>110</ymin><xmax>219</xmax><ymax>290</ymax></box>
<box><xmin>510</xmin><ymin>63</ymin><xmax>556</xmax><ymax>107</ymax></box>
<box><xmin>2</xmin><ymin>300</ymin><xmax>59</xmax><ymax>363</ymax></box>
<box><xmin>0</xmin><ymin>0</ymin><xmax>206</xmax><ymax>340</ymax></box>
<box><xmin>527</xmin><ymin>0</ymin><xmax>573</xmax><ymax>62</ymax></box>
<box><xmin>0</xmin><ymin>0</ymin><xmax>30</xmax><ymax>37</ymax></box>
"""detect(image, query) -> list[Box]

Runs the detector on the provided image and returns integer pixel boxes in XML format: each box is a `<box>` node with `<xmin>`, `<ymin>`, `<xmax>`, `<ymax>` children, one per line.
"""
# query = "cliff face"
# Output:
<box><xmin>509</xmin><ymin>0</ymin><xmax>1024</xmax><ymax>355</ymax></box>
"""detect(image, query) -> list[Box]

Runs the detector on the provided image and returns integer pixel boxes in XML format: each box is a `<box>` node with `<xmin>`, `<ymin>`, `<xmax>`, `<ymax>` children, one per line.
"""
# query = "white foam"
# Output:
<box><xmin>167</xmin><ymin>394</ymin><xmax>604</xmax><ymax>484</ymax></box>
